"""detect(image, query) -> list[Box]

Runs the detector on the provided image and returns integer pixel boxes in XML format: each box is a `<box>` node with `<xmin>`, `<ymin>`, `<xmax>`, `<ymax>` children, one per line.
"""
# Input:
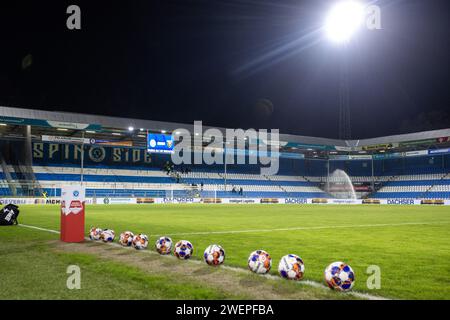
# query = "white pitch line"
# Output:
<box><xmin>19</xmin><ymin>223</ymin><xmax>61</xmax><ymax>234</ymax></box>
<box><xmin>155</xmin><ymin>221</ymin><xmax>450</xmax><ymax>237</ymax></box>
<box><xmin>18</xmin><ymin>223</ymin><xmax>389</xmax><ymax>301</ymax></box>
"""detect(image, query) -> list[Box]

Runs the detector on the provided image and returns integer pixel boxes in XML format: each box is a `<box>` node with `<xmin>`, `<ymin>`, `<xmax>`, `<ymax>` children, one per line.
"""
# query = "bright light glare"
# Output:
<box><xmin>325</xmin><ymin>1</ymin><xmax>364</xmax><ymax>43</ymax></box>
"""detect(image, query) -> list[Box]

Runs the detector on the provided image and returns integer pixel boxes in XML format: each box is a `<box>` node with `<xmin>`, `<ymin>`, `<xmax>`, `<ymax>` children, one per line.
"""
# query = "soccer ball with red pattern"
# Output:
<box><xmin>278</xmin><ymin>254</ymin><xmax>305</xmax><ymax>280</ymax></box>
<box><xmin>248</xmin><ymin>250</ymin><xmax>272</xmax><ymax>274</ymax></box>
<box><xmin>324</xmin><ymin>261</ymin><xmax>355</xmax><ymax>291</ymax></box>
<box><xmin>101</xmin><ymin>229</ymin><xmax>115</xmax><ymax>242</ymax></box>
<box><xmin>132</xmin><ymin>234</ymin><xmax>149</xmax><ymax>250</ymax></box>
<box><xmin>119</xmin><ymin>231</ymin><xmax>134</xmax><ymax>247</ymax></box>
<box><xmin>203</xmin><ymin>244</ymin><xmax>225</xmax><ymax>266</ymax></box>
<box><xmin>174</xmin><ymin>240</ymin><xmax>193</xmax><ymax>259</ymax></box>
<box><xmin>155</xmin><ymin>236</ymin><xmax>173</xmax><ymax>255</ymax></box>
<box><xmin>89</xmin><ymin>227</ymin><xmax>102</xmax><ymax>240</ymax></box>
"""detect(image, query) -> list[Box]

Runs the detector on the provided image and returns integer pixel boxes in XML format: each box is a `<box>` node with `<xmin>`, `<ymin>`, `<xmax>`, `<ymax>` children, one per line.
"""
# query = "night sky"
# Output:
<box><xmin>0</xmin><ymin>0</ymin><xmax>449</xmax><ymax>139</ymax></box>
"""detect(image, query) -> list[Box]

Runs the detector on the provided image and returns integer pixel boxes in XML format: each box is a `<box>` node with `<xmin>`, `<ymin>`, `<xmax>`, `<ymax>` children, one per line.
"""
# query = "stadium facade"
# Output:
<box><xmin>1</xmin><ymin>106</ymin><xmax>450</xmax><ymax>203</ymax></box>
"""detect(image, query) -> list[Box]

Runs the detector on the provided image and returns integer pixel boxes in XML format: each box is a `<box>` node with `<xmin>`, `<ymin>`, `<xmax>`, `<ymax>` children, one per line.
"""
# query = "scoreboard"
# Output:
<box><xmin>147</xmin><ymin>133</ymin><xmax>174</xmax><ymax>154</ymax></box>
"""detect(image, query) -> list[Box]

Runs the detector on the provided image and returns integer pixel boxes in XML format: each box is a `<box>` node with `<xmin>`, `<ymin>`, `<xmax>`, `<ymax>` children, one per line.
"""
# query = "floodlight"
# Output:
<box><xmin>128</xmin><ymin>126</ymin><xmax>134</xmax><ymax>131</ymax></box>
<box><xmin>325</xmin><ymin>1</ymin><xmax>364</xmax><ymax>43</ymax></box>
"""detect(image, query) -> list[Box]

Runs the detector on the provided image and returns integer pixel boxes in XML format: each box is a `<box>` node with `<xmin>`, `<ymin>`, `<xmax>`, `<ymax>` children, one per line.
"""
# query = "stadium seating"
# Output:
<box><xmin>1</xmin><ymin>155</ymin><xmax>449</xmax><ymax>199</ymax></box>
<box><xmin>0</xmin><ymin>165</ymin><xmax>327</xmax><ymax>198</ymax></box>
<box><xmin>370</xmin><ymin>171</ymin><xmax>450</xmax><ymax>199</ymax></box>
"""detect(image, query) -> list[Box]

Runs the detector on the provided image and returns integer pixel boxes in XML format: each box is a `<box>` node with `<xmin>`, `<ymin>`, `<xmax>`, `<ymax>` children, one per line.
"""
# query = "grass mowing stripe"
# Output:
<box><xmin>18</xmin><ymin>223</ymin><xmax>389</xmax><ymax>301</ymax></box>
<box><xmin>18</xmin><ymin>205</ymin><xmax>449</xmax><ymax>299</ymax></box>
<box><xmin>153</xmin><ymin>221</ymin><xmax>450</xmax><ymax>237</ymax></box>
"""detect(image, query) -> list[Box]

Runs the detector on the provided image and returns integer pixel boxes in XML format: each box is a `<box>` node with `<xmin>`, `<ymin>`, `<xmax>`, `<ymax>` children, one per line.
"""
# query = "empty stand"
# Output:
<box><xmin>1</xmin><ymin>154</ymin><xmax>449</xmax><ymax>199</ymax></box>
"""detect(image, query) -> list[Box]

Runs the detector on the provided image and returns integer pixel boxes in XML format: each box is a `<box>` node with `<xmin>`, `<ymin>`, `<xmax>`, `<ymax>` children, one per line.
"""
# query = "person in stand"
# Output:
<box><xmin>164</xmin><ymin>161</ymin><xmax>171</xmax><ymax>174</ymax></box>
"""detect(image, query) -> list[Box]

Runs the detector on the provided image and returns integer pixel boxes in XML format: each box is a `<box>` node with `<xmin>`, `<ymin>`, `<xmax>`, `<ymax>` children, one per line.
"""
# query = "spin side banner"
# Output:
<box><xmin>60</xmin><ymin>186</ymin><xmax>85</xmax><ymax>242</ymax></box>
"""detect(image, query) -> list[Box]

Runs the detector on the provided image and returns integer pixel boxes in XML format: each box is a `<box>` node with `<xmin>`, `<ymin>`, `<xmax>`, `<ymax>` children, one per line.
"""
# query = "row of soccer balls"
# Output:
<box><xmin>89</xmin><ymin>228</ymin><xmax>355</xmax><ymax>292</ymax></box>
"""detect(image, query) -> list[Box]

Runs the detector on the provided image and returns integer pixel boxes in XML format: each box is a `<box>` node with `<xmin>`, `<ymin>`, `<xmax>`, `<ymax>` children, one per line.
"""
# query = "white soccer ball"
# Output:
<box><xmin>101</xmin><ymin>229</ymin><xmax>115</xmax><ymax>242</ymax></box>
<box><xmin>324</xmin><ymin>261</ymin><xmax>355</xmax><ymax>291</ymax></box>
<box><xmin>203</xmin><ymin>244</ymin><xmax>225</xmax><ymax>266</ymax></box>
<box><xmin>132</xmin><ymin>234</ymin><xmax>149</xmax><ymax>250</ymax></box>
<box><xmin>174</xmin><ymin>240</ymin><xmax>193</xmax><ymax>259</ymax></box>
<box><xmin>89</xmin><ymin>227</ymin><xmax>103</xmax><ymax>240</ymax></box>
<box><xmin>119</xmin><ymin>231</ymin><xmax>134</xmax><ymax>247</ymax></box>
<box><xmin>155</xmin><ymin>236</ymin><xmax>173</xmax><ymax>255</ymax></box>
<box><xmin>278</xmin><ymin>254</ymin><xmax>305</xmax><ymax>280</ymax></box>
<box><xmin>248</xmin><ymin>250</ymin><xmax>272</xmax><ymax>274</ymax></box>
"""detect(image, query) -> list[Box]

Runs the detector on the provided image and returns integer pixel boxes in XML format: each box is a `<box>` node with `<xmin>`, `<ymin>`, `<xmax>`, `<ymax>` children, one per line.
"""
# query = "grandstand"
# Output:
<box><xmin>1</xmin><ymin>106</ymin><xmax>450</xmax><ymax>201</ymax></box>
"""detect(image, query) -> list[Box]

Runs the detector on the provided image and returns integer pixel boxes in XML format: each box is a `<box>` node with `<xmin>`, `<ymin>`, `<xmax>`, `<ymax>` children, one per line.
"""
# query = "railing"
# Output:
<box><xmin>0</xmin><ymin>182</ymin><xmax>44</xmax><ymax>197</ymax></box>
<box><xmin>0</xmin><ymin>182</ymin><xmax>220</xmax><ymax>199</ymax></box>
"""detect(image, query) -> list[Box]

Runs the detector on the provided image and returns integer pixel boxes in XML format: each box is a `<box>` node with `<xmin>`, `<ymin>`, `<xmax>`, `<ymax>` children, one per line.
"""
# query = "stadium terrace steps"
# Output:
<box><xmin>372</xmin><ymin>172</ymin><xmax>450</xmax><ymax>199</ymax></box>
<box><xmin>384</xmin><ymin>180</ymin><xmax>450</xmax><ymax>186</ymax></box>
<box><xmin>1</xmin><ymin>164</ymin><xmax>450</xmax><ymax>199</ymax></box>
<box><xmin>2</xmin><ymin>165</ymin><xmax>327</xmax><ymax>198</ymax></box>
<box><xmin>428</xmin><ymin>173</ymin><xmax>450</xmax><ymax>193</ymax></box>
<box><xmin>32</xmin><ymin>166</ymin><xmax>323</xmax><ymax>187</ymax></box>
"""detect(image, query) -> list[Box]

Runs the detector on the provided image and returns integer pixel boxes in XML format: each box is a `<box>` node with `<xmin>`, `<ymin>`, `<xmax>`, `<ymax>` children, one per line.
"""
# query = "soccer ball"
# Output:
<box><xmin>278</xmin><ymin>254</ymin><xmax>305</xmax><ymax>280</ymax></box>
<box><xmin>248</xmin><ymin>250</ymin><xmax>272</xmax><ymax>274</ymax></box>
<box><xmin>155</xmin><ymin>236</ymin><xmax>173</xmax><ymax>255</ymax></box>
<box><xmin>174</xmin><ymin>240</ymin><xmax>193</xmax><ymax>259</ymax></box>
<box><xmin>132</xmin><ymin>234</ymin><xmax>149</xmax><ymax>250</ymax></box>
<box><xmin>89</xmin><ymin>227</ymin><xmax>102</xmax><ymax>240</ymax></box>
<box><xmin>203</xmin><ymin>244</ymin><xmax>225</xmax><ymax>266</ymax></box>
<box><xmin>119</xmin><ymin>231</ymin><xmax>134</xmax><ymax>247</ymax></box>
<box><xmin>324</xmin><ymin>261</ymin><xmax>355</xmax><ymax>291</ymax></box>
<box><xmin>101</xmin><ymin>229</ymin><xmax>115</xmax><ymax>242</ymax></box>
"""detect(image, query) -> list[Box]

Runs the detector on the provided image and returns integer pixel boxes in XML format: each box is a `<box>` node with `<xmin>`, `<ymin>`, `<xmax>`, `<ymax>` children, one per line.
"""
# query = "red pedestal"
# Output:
<box><xmin>60</xmin><ymin>187</ymin><xmax>85</xmax><ymax>243</ymax></box>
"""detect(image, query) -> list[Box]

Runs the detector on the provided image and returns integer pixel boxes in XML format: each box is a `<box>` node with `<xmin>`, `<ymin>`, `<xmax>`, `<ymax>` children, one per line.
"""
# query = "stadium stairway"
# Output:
<box><xmin>420</xmin><ymin>172</ymin><xmax>450</xmax><ymax>199</ymax></box>
<box><xmin>370</xmin><ymin>171</ymin><xmax>450</xmax><ymax>199</ymax></box>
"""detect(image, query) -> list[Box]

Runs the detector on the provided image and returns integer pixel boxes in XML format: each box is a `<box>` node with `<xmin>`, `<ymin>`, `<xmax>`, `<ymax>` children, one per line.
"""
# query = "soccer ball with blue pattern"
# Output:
<box><xmin>278</xmin><ymin>254</ymin><xmax>305</xmax><ymax>280</ymax></box>
<box><xmin>248</xmin><ymin>250</ymin><xmax>272</xmax><ymax>274</ymax></box>
<box><xmin>89</xmin><ymin>227</ymin><xmax>103</xmax><ymax>240</ymax></box>
<box><xmin>324</xmin><ymin>261</ymin><xmax>355</xmax><ymax>291</ymax></box>
<box><xmin>132</xmin><ymin>234</ymin><xmax>149</xmax><ymax>250</ymax></box>
<box><xmin>119</xmin><ymin>231</ymin><xmax>134</xmax><ymax>247</ymax></box>
<box><xmin>203</xmin><ymin>244</ymin><xmax>225</xmax><ymax>266</ymax></box>
<box><xmin>100</xmin><ymin>229</ymin><xmax>115</xmax><ymax>242</ymax></box>
<box><xmin>174</xmin><ymin>240</ymin><xmax>193</xmax><ymax>259</ymax></box>
<box><xmin>155</xmin><ymin>236</ymin><xmax>173</xmax><ymax>255</ymax></box>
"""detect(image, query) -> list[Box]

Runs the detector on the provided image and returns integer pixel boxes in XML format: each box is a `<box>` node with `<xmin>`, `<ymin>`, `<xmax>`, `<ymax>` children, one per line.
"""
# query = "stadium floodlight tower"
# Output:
<box><xmin>324</xmin><ymin>0</ymin><xmax>365</xmax><ymax>139</ymax></box>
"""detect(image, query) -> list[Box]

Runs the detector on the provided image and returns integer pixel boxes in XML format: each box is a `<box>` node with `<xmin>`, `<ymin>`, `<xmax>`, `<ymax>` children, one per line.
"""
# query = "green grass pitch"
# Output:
<box><xmin>1</xmin><ymin>204</ymin><xmax>449</xmax><ymax>300</ymax></box>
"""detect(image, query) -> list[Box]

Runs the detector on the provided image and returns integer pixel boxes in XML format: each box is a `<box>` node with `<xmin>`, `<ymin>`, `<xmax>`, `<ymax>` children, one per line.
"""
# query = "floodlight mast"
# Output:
<box><xmin>324</xmin><ymin>1</ymin><xmax>364</xmax><ymax>139</ymax></box>
<box><xmin>339</xmin><ymin>48</ymin><xmax>351</xmax><ymax>140</ymax></box>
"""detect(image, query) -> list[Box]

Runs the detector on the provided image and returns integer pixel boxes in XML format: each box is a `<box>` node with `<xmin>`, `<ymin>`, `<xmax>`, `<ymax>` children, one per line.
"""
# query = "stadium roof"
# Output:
<box><xmin>1</xmin><ymin>105</ymin><xmax>450</xmax><ymax>149</ymax></box>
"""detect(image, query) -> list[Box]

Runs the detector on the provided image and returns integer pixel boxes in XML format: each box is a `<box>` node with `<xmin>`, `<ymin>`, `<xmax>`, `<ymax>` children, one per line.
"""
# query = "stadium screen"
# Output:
<box><xmin>147</xmin><ymin>133</ymin><xmax>175</xmax><ymax>154</ymax></box>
